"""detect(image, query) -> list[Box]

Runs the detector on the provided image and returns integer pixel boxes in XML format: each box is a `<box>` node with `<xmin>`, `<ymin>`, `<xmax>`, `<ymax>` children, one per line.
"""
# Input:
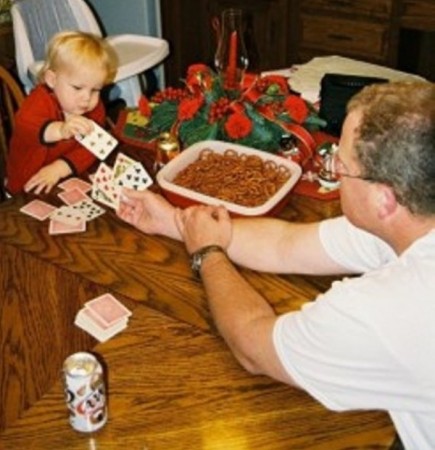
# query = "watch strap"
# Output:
<box><xmin>190</xmin><ymin>244</ymin><xmax>225</xmax><ymax>277</ymax></box>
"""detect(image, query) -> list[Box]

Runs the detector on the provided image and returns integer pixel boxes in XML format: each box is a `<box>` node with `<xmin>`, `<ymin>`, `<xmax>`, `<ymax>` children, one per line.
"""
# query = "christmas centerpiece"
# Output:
<box><xmin>126</xmin><ymin>64</ymin><xmax>327</xmax><ymax>158</ymax></box>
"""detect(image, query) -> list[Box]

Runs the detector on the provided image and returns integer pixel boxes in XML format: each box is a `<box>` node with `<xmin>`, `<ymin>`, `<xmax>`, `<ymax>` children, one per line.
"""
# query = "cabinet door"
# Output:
<box><xmin>301</xmin><ymin>0</ymin><xmax>393</xmax><ymax>19</ymax></box>
<box><xmin>299</xmin><ymin>15</ymin><xmax>390</xmax><ymax>63</ymax></box>
<box><xmin>401</xmin><ymin>0</ymin><xmax>435</xmax><ymax>31</ymax></box>
<box><xmin>160</xmin><ymin>0</ymin><xmax>295</xmax><ymax>87</ymax></box>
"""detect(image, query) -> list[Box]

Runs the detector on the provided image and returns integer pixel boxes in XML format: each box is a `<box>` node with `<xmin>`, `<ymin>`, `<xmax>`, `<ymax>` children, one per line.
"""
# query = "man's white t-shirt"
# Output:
<box><xmin>273</xmin><ymin>216</ymin><xmax>435</xmax><ymax>449</ymax></box>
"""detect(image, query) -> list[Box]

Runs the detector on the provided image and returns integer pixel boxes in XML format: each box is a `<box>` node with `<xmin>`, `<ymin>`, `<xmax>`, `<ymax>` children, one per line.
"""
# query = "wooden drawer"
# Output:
<box><xmin>301</xmin><ymin>0</ymin><xmax>393</xmax><ymax>19</ymax></box>
<box><xmin>300</xmin><ymin>15</ymin><xmax>390</xmax><ymax>61</ymax></box>
<box><xmin>400</xmin><ymin>0</ymin><xmax>435</xmax><ymax>31</ymax></box>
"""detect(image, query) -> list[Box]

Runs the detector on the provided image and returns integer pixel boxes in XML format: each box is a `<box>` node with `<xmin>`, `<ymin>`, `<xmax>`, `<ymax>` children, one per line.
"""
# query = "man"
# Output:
<box><xmin>118</xmin><ymin>81</ymin><xmax>435</xmax><ymax>449</ymax></box>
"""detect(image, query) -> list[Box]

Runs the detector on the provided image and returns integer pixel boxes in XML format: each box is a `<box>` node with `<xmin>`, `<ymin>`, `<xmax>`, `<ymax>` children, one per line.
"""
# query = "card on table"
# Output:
<box><xmin>71</xmin><ymin>199</ymin><xmax>105</xmax><ymax>221</ymax></box>
<box><xmin>75</xmin><ymin>308</ymin><xmax>128</xmax><ymax>342</ymax></box>
<box><xmin>50</xmin><ymin>205</ymin><xmax>86</xmax><ymax>226</ymax></box>
<box><xmin>58</xmin><ymin>188</ymin><xmax>91</xmax><ymax>206</ymax></box>
<box><xmin>20</xmin><ymin>199</ymin><xmax>57</xmax><ymax>221</ymax></box>
<box><xmin>58</xmin><ymin>177</ymin><xmax>92</xmax><ymax>193</ymax></box>
<box><xmin>48</xmin><ymin>219</ymin><xmax>86</xmax><ymax>235</ymax></box>
<box><xmin>85</xmin><ymin>293</ymin><xmax>132</xmax><ymax>327</ymax></box>
<box><xmin>75</xmin><ymin>121</ymin><xmax>118</xmax><ymax>160</ymax></box>
<box><xmin>74</xmin><ymin>292</ymin><xmax>132</xmax><ymax>342</ymax></box>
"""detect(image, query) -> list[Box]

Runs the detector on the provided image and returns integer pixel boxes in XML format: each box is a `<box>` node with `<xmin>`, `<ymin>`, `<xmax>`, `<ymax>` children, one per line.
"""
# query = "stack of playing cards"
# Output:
<box><xmin>91</xmin><ymin>152</ymin><xmax>153</xmax><ymax>210</ymax></box>
<box><xmin>75</xmin><ymin>293</ymin><xmax>132</xmax><ymax>342</ymax></box>
<box><xmin>19</xmin><ymin>177</ymin><xmax>105</xmax><ymax>235</ymax></box>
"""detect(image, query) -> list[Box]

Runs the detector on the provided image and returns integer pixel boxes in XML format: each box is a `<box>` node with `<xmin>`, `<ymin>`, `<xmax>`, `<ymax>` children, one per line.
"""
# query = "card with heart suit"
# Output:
<box><xmin>49</xmin><ymin>219</ymin><xmax>86</xmax><ymax>235</ymax></box>
<box><xmin>58</xmin><ymin>177</ymin><xmax>92</xmax><ymax>193</ymax></box>
<box><xmin>75</xmin><ymin>121</ymin><xmax>118</xmax><ymax>160</ymax></box>
<box><xmin>91</xmin><ymin>162</ymin><xmax>120</xmax><ymax>209</ymax></box>
<box><xmin>20</xmin><ymin>199</ymin><xmax>57</xmax><ymax>221</ymax></box>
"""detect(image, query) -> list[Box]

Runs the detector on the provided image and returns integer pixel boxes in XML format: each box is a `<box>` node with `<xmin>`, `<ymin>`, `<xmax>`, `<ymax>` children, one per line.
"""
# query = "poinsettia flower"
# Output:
<box><xmin>178</xmin><ymin>95</ymin><xmax>204</xmax><ymax>121</ymax></box>
<box><xmin>283</xmin><ymin>95</ymin><xmax>309</xmax><ymax>124</ymax></box>
<box><xmin>138</xmin><ymin>95</ymin><xmax>152</xmax><ymax>118</ymax></box>
<box><xmin>261</xmin><ymin>75</ymin><xmax>289</xmax><ymax>95</ymax></box>
<box><xmin>224</xmin><ymin>111</ymin><xmax>253</xmax><ymax>139</ymax></box>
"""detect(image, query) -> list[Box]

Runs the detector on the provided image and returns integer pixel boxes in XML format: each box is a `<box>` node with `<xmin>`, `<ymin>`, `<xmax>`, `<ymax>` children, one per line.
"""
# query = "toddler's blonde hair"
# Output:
<box><xmin>38</xmin><ymin>30</ymin><xmax>118</xmax><ymax>84</ymax></box>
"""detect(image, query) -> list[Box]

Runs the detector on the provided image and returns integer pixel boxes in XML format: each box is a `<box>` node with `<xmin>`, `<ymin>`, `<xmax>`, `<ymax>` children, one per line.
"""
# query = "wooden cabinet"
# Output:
<box><xmin>296</xmin><ymin>0</ymin><xmax>394</xmax><ymax>65</ymax></box>
<box><xmin>160</xmin><ymin>0</ymin><xmax>296</xmax><ymax>87</ymax></box>
<box><xmin>400</xmin><ymin>0</ymin><xmax>435</xmax><ymax>30</ymax></box>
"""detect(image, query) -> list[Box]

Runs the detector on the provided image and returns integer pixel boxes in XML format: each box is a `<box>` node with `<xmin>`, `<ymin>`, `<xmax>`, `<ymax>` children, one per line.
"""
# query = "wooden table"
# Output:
<box><xmin>0</xmin><ymin>157</ymin><xmax>395</xmax><ymax>448</ymax></box>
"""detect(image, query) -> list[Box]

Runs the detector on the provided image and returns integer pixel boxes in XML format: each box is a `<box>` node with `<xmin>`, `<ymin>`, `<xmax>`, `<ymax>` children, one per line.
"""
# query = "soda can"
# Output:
<box><xmin>154</xmin><ymin>132</ymin><xmax>180</xmax><ymax>171</ymax></box>
<box><xmin>63</xmin><ymin>351</ymin><xmax>108</xmax><ymax>433</ymax></box>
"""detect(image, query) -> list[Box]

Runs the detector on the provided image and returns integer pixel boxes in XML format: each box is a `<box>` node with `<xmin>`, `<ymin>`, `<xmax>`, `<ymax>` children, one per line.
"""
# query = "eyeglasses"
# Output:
<box><xmin>319</xmin><ymin>151</ymin><xmax>375</xmax><ymax>183</ymax></box>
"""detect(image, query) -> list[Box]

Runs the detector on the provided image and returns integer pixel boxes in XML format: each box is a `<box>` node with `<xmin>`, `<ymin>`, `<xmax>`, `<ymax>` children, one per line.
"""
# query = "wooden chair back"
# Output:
<box><xmin>0</xmin><ymin>65</ymin><xmax>25</xmax><ymax>200</ymax></box>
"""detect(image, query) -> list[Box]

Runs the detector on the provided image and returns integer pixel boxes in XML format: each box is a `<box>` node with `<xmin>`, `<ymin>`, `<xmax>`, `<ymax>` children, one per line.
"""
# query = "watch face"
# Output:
<box><xmin>191</xmin><ymin>253</ymin><xmax>202</xmax><ymax>274</ymax></box>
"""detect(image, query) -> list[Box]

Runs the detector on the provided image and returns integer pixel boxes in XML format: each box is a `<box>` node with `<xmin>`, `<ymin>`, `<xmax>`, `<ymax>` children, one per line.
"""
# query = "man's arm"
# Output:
<box><xmin>118</xmin><ymin>190</ymin><xmax>347</xmax><ymax>275</ymax></box>
<box><xmin>228</xmin><ymin>218</ymin><xmax>348</xmax><ymax>275</ymax></box>
<box><xmin>199</xmin><ymin>249</ymin><xmax>299</xmax><ymax>385</ymax></box>
<box><xmin>174</xmin><ymin>205</ymin><xmax>342</xmax><ymax>385</ymax></box>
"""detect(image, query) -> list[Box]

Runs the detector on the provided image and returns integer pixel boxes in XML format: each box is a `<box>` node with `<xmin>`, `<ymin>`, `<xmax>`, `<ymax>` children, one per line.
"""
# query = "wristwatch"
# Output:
<box><xmin>190</xmin><ymin>245</ymin><xmax>225</xmax><ymax>278</ymax></box>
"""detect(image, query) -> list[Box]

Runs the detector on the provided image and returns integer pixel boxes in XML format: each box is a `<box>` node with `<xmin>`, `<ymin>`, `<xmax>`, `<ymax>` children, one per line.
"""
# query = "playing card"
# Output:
<box><xmin>85</xmin><ymin>293</ymin><xmax>132</xmax><ymax>327</ymax></box>
<box><xmin>91</xmin><ymin>185</ymin><xmax>118</xmax><ymax>210</ymax></box>
<box><xmin>71</xmin><ymin>199</ymin><xmax>105</xmax><ymax>221</ymax></box>
<box><xmin>112</xmin><ymin>152</ymin><xmax>136</xmax><ymax>180</ymax></box>
<box><xmin>75</xmin><ymin>121</ymin><xmax>118</xmax><ymax>160</ymax></box>
<box><xmin>91</xmin><ymin>162</ymin><xmax>121</xmax><ymax>209</ymax></box>
<box><xmin>114</xmin><ymin>162</ymin><xmax>153</xmax><ymax>191</ymax></box>
<box><xmin>77</xmin><ymin>307</ymin><xmax>128</xmax><ymax>331</ymax></box>
<box><xmin>20</xmin><ymin>199</ymin><xmax>57</xmax><ymax>221</ymax></box>
<box><xmin>58</xmin><ymin>188</ymin><xmax>91</xmax><ymax>206</ymax></box>
<box><xmin>58</xmin><ymin>177</ymin><xmax>92</xmax><ymax>193</ymax></box>
<box><xmin>48</xmin><ymin>219</ymin><xmax>86</xmax><ymax>235</ymax></box>
<box><xmin>50</xmin><ymin>205</ymin><xmax>86</xmax><ymax>225</ymax></box>
<box><xmin>75</xmin><ymin>308</ymin><xmax>128</xmax><ymax>342</ymax></box>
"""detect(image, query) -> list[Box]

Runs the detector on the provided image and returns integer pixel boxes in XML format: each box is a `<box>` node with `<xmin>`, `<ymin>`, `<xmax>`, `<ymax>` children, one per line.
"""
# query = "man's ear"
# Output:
<box><xmin>44</xmin><ymin>69</ymin><xmax>56</xmax><ymax>89</ymax></box>
<box><xmin>376</xmin><ymin>184</ymin><xmax>398</xmax><ymax>220</ymax></box>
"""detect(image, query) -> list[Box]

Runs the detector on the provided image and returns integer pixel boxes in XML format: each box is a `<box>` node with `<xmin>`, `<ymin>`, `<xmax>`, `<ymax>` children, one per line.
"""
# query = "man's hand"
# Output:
<box><xmin>117</xmin><ymin>189</ymin><xmax>181</xmax><ymax>239</ymax></box>
<box><xmin>175</xmin><ymin>204</ymin><xmax>232</xmax><ymax>254</ymax></box>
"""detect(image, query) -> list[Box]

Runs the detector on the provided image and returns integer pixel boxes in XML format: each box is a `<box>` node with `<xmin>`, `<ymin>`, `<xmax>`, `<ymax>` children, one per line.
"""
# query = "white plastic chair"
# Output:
<box><xmin>11</xmin><ymin>0</ymin><xmax>169</xmax><ymax>107</ymax></box>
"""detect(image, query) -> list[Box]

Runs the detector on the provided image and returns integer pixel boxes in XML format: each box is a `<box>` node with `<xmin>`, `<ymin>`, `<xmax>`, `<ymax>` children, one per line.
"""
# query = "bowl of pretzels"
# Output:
<box><xmin>156</xmin><ymin>140</ymin><xmax>302</xmax><ymax>217</ymax></box>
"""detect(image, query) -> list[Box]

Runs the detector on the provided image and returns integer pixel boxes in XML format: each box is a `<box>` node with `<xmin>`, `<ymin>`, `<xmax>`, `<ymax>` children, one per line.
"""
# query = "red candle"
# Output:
<box><xmin>226</xmin><ymin>31</ymin><xmax>237</xmax><ymax>88</ymax></box>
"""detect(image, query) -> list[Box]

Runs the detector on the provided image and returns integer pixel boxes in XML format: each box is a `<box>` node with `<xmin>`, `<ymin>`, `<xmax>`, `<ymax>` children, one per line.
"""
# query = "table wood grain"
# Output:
<box><xmin>0</xmin><ymin>306</ymin><xmax>395</xmax><ymax>450</ymax></box>
<box><xmin>0</xmin><ymin>177</ymin><xmax>396</xmax><ymax>447</ymax></box>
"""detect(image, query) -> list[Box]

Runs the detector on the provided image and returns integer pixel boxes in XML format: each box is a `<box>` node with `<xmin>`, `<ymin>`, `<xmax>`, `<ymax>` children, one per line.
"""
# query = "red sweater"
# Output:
<box><xmin>7</xmin><ymin>84</ymin><xmax>105</xmax><ymax>194</ymax></box>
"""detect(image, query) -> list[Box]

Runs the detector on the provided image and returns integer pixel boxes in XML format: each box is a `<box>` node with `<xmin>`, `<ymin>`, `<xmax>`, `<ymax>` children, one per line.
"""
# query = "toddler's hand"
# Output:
<box><xmin>60</xmin><ymin>115</ymin><xmax>95</xmax><ymax>140</ymax></box>
<box><xmin>24</xmin><ymin>160</ymin><xmax>72</xmax><ymax>195</ymax></box>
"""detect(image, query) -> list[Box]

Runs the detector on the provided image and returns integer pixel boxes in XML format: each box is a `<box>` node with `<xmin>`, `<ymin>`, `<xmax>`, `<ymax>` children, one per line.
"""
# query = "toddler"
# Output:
<box><xmin>7</xmin><ymin>30</ymin><xmax>118</xmax><ymax>194</ymax></box>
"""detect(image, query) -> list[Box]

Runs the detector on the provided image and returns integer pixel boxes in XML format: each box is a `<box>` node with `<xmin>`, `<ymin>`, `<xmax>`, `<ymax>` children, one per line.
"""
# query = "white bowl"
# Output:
<box><xmin>156</xmin><ymin>140</ymin><xmax>302</xmax><ymax>216</ymax></box>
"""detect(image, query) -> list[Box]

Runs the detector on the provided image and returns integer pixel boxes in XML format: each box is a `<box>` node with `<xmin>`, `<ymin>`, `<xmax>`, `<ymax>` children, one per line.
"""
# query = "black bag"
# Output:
<box><xmin>319</xmin><ymin>73</ymin><xmax>388</xmax><ymax>136</ymax></box>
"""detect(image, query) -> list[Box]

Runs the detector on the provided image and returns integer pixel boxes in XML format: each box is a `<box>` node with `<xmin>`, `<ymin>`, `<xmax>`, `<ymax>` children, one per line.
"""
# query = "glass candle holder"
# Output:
<box><xmin>214</xmin><ymin>8</ymin><xmax>249</xmax><ymax>91</ymax></box>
